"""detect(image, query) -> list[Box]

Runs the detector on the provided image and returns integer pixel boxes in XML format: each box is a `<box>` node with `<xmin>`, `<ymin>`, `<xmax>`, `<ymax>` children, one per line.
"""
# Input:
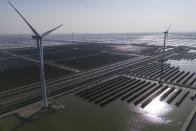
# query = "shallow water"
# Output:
<box><xmin>188</xmin><ymin>49</ymin><xmax>196</xmax><ymax>53</ymax></box>
<box><xmin>167</xmin><ymin>59</ymin><xmax>196</xmax><ymax>73</ymax></box>
<box><xmin>0</xmin><ymin>92</ymin><xmax>195</xmax><ymax>131</ymax></box>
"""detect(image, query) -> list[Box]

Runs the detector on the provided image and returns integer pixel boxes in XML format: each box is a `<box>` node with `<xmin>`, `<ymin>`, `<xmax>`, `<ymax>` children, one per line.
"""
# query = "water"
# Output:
<box><xmin>1</xmin><ymin>32</ymin><xmax>196</xmax><ymax>49</ymax></box>
<box><xmin>0</xmin><ymin>93</ymin><xmax>195</xmax><ymax>131</ymax></box>
<box><xmin>167</xmin><ymin>59</ymin><xmax>196</xmax><ymax>73</ymax></box>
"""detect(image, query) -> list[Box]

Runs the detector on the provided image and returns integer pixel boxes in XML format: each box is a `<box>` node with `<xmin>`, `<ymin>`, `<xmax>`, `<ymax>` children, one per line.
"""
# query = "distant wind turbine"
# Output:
<box><xmin>71</xmin><ymin>32</ymin><xmax>74</xmax><ymax>43</ymax></box>
<box><xmin>159</xmin><ymin>25</ymin><xmax>171</xmax><ymax>83</ymax></box>
<box><xmin>8</xmin><ymin>1</ymin><xmax>63</xmax><ymax>108</ymax></box>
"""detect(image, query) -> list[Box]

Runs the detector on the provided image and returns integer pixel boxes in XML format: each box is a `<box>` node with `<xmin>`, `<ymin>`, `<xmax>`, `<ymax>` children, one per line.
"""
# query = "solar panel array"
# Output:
<box><xmin>76</xmin><ymin>76</ymin><xmax>195</xmax><ymax>108</ymax></box>
<box><xmin>0</xmin><ymin>57</ymin><xmax>36</xmax><ymax>71</ymax></box>
<box><xmin>0</xmin><ymin>52</ymin><xmax>13</xmax><ymax>59</ymax></box>
<box><xmin>127</xmin><ymin>61</ymin><xmax>196</xmax><ymax>88</ymax></box>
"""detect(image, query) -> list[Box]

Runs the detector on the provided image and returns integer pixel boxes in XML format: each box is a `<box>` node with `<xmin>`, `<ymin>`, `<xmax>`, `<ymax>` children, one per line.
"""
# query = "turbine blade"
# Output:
<box><xmin>167</xmin><ymin>25</ymin><xmax>172</xmax><ymax>32</ymax></box>
<box><xmin>8</xmin><ymin>1</ymin><xmax>40</xmax><ymax>36</ymax></box>
<box><xmin>41</xmin><ymin>24</ymin><xmax>63</xmax><ymax>38</ymax></box>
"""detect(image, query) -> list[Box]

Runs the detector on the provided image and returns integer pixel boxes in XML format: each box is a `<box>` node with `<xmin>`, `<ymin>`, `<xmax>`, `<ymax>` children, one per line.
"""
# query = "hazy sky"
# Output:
<box><xmin>0</xmin><ymin>0</ymin><xmax>196</xmax><ymax>34</ymax></box>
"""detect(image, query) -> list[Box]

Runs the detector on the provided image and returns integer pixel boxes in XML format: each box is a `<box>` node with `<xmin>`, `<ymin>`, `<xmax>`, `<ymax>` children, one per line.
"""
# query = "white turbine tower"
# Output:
<box><xmin>159</xmin><ymin>25</ymin><xmax>171</xmax><ymax>83</ymax></box>
<box><xmin>8</xmin><ymin>1</ymin><xmax>63</xmax><ymax>108</ymax></box>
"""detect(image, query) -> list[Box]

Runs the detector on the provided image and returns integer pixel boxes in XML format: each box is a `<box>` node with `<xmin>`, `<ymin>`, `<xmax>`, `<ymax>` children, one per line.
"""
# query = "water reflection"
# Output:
<box><xmin>188</xmin><ymin>49</ymin><xmax>196</xmax><ymax>53</ymax></box>
<box><xmin>143</xmin><ymin>89</ymin><xmax>173</xmax><ymax>124</ymax></box>
<box><xmin>167</xmin><ymin>59</ymin><xmax>196</xmax><ymax>73</ymax></box>
<box><xmin>144</xmin><ymin>98</ymin><xmax>171</xmax><ymax>116</ymax></box>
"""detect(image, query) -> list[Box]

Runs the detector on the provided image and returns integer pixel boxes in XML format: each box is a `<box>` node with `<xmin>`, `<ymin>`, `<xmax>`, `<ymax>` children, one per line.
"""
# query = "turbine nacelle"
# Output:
<box><xmin>164</xmin><ymin>25</ymin><xmax>172</xmax><ymax>34</ymax></box>
<box><xmin>32</xmin><ymin>35</ymin><xmax>42</xmax><ymax>40</ymax></box>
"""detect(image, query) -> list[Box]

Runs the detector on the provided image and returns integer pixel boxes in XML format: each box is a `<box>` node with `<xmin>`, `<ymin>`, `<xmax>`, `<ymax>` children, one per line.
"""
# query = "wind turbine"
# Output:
<box><xmin>8</xmin><ymin>1</ymin><xmax>63</xmax><ymax>108</ymax></box>
<box><xmin>71</xmin><ymin>32</ymin><xmax>74</xmax><ymax>43</ymax></box>
<box><xmin>159</xmin><ymin>25</ymin><xmax>171</xmax><ymax>83</ymax></box>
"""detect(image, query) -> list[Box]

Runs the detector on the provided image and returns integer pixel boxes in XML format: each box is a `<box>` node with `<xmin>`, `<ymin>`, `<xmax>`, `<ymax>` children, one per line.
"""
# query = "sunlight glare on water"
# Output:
<box><xmin>143</xmin><ymin>88</ymin><xmax>173</xmax><ymax>124</ymax></box>
<box><xmin>167</xmin><ymin>59</ymin><xmax>196</xmax><ymax>73</ymax></box>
